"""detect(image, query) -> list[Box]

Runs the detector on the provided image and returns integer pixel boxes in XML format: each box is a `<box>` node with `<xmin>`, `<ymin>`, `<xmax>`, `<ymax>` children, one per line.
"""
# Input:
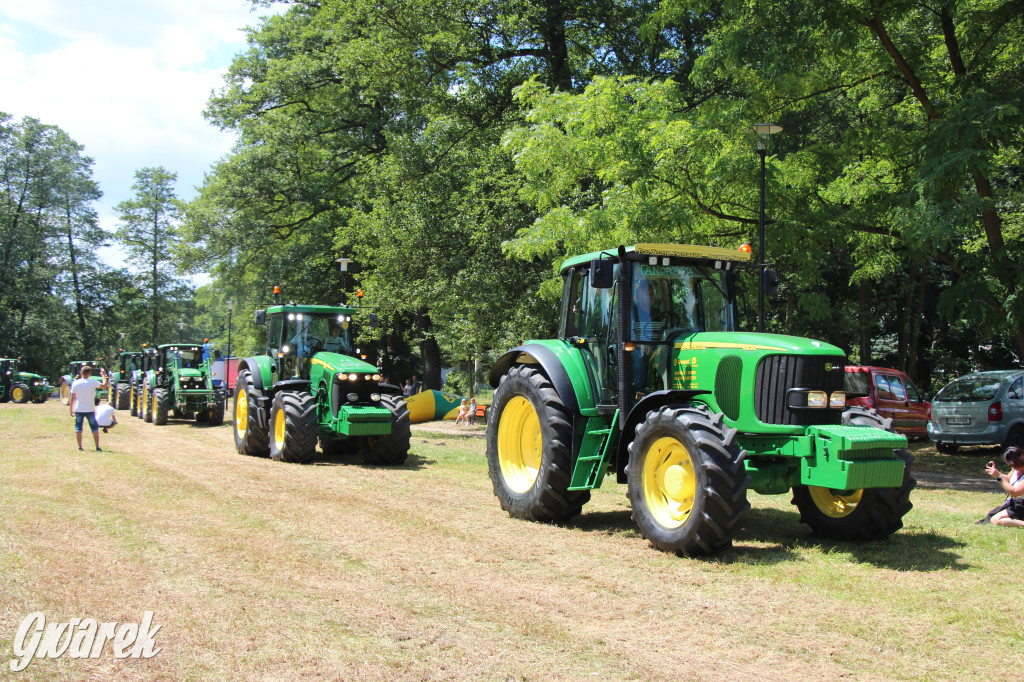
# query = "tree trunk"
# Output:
<box><xmin>420</xmin><ymin>337</ymin><xmax>442</xmax><ymax>391</ymax></box>
<box><xmin>858</xmin><ymin>279</ymin><xmax>871</xmax><ymax>365</ymax></box>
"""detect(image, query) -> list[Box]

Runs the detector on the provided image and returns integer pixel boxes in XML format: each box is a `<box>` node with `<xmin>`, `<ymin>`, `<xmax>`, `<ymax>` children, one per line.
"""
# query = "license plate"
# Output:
<box><xmin>945</xmin><ymin>416</ymin><xmax>971</xmax><ymax>425</ymax></box>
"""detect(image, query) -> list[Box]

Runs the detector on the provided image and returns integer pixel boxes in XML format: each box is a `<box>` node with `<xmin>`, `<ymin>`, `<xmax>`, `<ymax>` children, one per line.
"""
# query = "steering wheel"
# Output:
<box><xmin>306</xmin><ymin>335</ymin><xmax>324</xmax><ymax>353</ymax></box>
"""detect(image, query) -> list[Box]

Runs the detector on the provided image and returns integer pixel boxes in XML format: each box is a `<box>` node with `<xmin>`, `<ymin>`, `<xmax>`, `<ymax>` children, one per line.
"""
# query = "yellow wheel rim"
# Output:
<box><xmin>496</xmin><ymin>396</ymin><xmax>542</xmax><ymax>494</ymax></box>
<box><xmin>152</xmin><ymin>391</ymin><xmax>158</xmax><ymax>414</ymax></box>
<box><xmin>12</xmin><ymin>387</ymin><xmax>25</xmax><ymax>401</ymax></box>
<box><xmin>60</xmin><ymin>383</ymin><xmax>68</xmax><ymax>401</ymax></box>
<box><xmin>808</xmin><ymin>487</ymin><xmax>863</xmax><ymax>518</ymax></box>
<box><xmin>143</xmin><ymin>385</ymin><xmax>149</xmax><ymax>410</ymax></box>
<box><xmin>642</xmin><ymin>436</ymin><xmax>697</xmax><ymax>529</ymax></box>
<box><xmin>273</xmin><ymin>407</ymin><xmax>286</xmax><ymax>447</ymax></box>
<box><xmin>235</xmin><ymin>387</ymin><xmax>248</xmax><ymax>436</ymax></box>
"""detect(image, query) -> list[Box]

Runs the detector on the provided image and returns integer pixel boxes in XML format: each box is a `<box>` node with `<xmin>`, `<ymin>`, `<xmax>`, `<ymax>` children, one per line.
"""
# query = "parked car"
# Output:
<box><xmin>928</xmin><ymin>370</ymin><xmax>1024</xmax><ymax>453</ymax></box>
<box><xmin>844</xmin><ymin>366</ymin><xmax>931</xmax><ymax>437</ymax></box>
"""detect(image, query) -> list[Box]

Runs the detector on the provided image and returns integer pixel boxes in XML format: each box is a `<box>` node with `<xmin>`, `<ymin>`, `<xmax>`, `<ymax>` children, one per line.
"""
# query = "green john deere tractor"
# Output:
<box><xmin>141</xmin><ymin>344</ymin><xmax>224</xmax><ymax>426</ymax></box>
<box><xmin>486</xmin><ymin>243</ymin><xmax>915</xmax><ymax>556</ymax></box>
<box><xmin>132</xmin><ymin>346</ymin><xmax>157</xmax><ymax>419</ymax></box>
<box><xmin>233</xmin><ymin>302</ymin><xmax>410</xmax><ymax>465</ymax></box>
<box><xmin>109</xmin><ymin>350</ymin><xmax>143</xmax><ymax>410</ymax></box>
<box><xmin>1</xmin><ymin>357</ymin><xmax>49</xmax><ymax>403</ymax></box>
<box><xmin>58</xmin><ymin>360</ymin><xmax>107</xmax><ymax>405</ymax></box>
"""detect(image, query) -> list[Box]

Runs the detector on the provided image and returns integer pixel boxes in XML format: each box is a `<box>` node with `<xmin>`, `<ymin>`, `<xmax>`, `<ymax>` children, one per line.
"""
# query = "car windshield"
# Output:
<box><xmin>844</xmin><ymin>372</ymin><xmax>870</xmax><ymax>395</ymax></box>
<box><xmin>934</xmin><ymin>376</ymin><xmax>1003</xmax><ymax>402</ymax></box>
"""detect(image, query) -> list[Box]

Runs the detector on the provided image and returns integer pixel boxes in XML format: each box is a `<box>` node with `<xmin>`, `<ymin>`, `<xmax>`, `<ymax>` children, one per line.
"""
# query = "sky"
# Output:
<box><xmin>0</xmin><ymin>0</ymin><xmax>279</xmax><ymax>272</ymax></box>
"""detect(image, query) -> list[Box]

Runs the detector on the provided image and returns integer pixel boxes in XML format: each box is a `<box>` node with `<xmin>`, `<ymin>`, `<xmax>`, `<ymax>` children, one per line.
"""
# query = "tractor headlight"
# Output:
<box><xmin>179</xmin><ymin>377</ymin><xmax>188</xmax><ymax>383</ymax></box>
<box><xmin>370</xmin><ymin>393</ymin><xmax>381</xmax><ymax>402</ymax></box>
<box><xmin>371</xmin><ymin>374</ymin><xmax>382</xmax><ymax>382</ymax></box>
<box><xmin>347</xmin><ymin>392</ymin><xmax>358</xmax><ymax>402</ymax></box>
<box><xmin>348</xmin><ymin>373</ymin><xmax>358</xmax><ymax>381</ymax></box>
<box><xmin>830</xmin><ymin>391</ymin><xmax>846</xmax><ymax>408</ymax></box>
<box><xmin>806</xmin><ymin>391</ymin><xmax>827</xmax><ymax>408</ymax></box>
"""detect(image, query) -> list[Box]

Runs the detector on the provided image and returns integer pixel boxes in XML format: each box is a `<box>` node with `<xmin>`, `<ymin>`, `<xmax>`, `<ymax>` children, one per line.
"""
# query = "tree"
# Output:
<box><xmin>115</xmin><ymin>167</ymin><xmax>185</xmax><ymax>344</ymax></box>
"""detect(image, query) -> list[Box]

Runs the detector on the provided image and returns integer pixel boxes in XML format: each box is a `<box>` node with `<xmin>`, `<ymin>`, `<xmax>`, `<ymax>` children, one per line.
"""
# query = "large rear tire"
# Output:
<box><xmin>360</xmin><ymin>395</ymin><xmax>411</xmax><ymax>465</ymax></box>
<box><xmin>268</xmin><ymin>391</ymin><xmax>319</xmax><ymax>463</ymax></box>
<box><xmin>486</xmin><ymin>365</ymin><xmax>590</xmax><ymax>523</ymax></box>
<box><xmin>59</xmin><ymin>380</ymin><xmax>71</xmax><ymax>405</ymax></box>
<box><xmin>153</xmin><ymin>387</ymin><xmax>169</xmax><ymax>425</ymax></box>
<box><xmin>11</xmin><ymin>383</ymin><xmax>31</xmax><ymax>404</ymax></box>
<box><xmin>234</xmin><ymin>370</ymin><xmax>269</xmax><ymax>456</ymax></box>
<box><xmin>627</xmin><ymin>405</ymin><xmax>750</xmax><ymax>555</ymax></box>
<box><xmin>791</xmin><ymin>406</ymin><xmax>916</xmax><ymax>541</ymax></box>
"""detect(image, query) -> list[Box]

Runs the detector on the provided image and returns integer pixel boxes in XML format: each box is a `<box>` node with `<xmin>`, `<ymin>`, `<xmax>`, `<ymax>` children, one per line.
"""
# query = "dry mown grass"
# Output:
<box><xmin>1</xmin><ymin>400</ymin><xmax>1021</xmax><ymax>680</ymax></box>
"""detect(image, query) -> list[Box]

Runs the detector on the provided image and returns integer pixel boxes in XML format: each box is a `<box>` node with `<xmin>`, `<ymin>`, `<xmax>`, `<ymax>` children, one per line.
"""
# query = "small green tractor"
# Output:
<box><xmin>233</xmin><ymin>302</ymin><xmax>410</xmax><ymax>465</ymax></box>
<box><xmin>139</xmin><ymin>344</ymin><xmax>224</xmax><ymax>426</ymax></box>
<box><xmin>486</xmin><ymin>244</ymin><xmax>915</xmax><ymax>556</ymax></box>
<box><xmin>109</xmin><ymin>350</ymin><xmax>143</xmax><ymax>410</ymax></box>
<box><xmin>0</xmin><ymin>357</ymin><xmax>49</xmax><ymax>404</ymax></box>
<box><xmin>59</xmin><ymin>360</ymin><xmax>108</xmax><ymax>405</ymax></box>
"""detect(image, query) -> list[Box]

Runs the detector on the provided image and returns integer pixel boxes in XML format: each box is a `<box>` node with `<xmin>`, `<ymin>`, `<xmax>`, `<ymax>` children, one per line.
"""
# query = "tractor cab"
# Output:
<box><xmin>263</xmin><ymin>305</ymin><xmax>356</xmax><ymax>380</ymax></box>
<box><xmin>118</xmin><ymin>351</ymin><xmax>143</xmax><ymax>376</ymax></box>
<box><xmin>157</xmin><ymin>345</ymin><xmax>205</xmax><ymax>372</ymax></box>
<box><xmin>560</xmin><ymin>244</ymin><xmax>743</xmax><ymax>411</ymax></box>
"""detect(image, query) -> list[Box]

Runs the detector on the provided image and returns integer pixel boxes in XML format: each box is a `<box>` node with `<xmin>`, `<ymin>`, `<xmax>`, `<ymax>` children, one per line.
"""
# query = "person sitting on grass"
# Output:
<box><xmin>94</xmin><ymin>402</ymin><xmax>118</xmax><ymax>433</ymax></box>
<box><xmin>983</xmin><ymin>446</ymin><xmax>1024</xmax><ymax>527</ymax></box>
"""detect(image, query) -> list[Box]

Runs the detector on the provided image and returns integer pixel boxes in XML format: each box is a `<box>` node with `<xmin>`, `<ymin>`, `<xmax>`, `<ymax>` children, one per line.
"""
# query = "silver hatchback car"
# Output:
<box><xmin>928</xmin><ymin>370</ymin><xmax>1024</xmax><ymax>453</ymax></box>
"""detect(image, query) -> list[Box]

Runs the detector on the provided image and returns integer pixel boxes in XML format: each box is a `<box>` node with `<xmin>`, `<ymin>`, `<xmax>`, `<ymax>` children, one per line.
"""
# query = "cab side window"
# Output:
<box><xmin>875</xmin><ymin>374</ymin><xmax>894</xmax><ymax>400</ymax></box>
<box><xmin>904</xmin><ymin>379</ymin><xmax>922</xmax><ymax>402</ymax></box>
<box><xmin>887</xmin><ymin>375</ymin><xmax>907</xmax><ymax>401</ymax></box>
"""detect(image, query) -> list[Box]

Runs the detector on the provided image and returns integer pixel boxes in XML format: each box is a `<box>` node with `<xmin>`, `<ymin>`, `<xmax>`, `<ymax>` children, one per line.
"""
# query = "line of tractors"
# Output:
<box><xmin>1</xmin><ymin>242</ymin><xmax>918</xmax><ymax>557</ymax></box>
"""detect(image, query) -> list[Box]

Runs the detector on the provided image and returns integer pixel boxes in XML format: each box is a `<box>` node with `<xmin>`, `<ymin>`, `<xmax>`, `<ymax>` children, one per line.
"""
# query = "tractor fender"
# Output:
<box><xmin>488</xmin><ymin>343</ymin><xmax>585</xmax><ymax>414</ymax></box>
<box><xmin>613</xmin><ymin>389</ymin><xmax>712</xmax><ymax>482</ymax></box>
<box><xmin>237</xmin><ymin>356</ymin><xmax>275</xmax><ymax>392</ymax></box>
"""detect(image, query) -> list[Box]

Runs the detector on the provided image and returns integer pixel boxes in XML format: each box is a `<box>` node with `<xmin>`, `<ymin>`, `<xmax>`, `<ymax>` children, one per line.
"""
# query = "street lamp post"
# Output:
<box><xmin>335</xmin><ymin>258</ymin><xmax>350</xmax><ymax>304</ymax></box>
<box><xmin>754</xmin><ymin>123</ymin><xmax>782</xmax><ymax>333</ymax></box>
<box><xmin>226</xmin><ymin>299</ymin><xmax>234</xmax><ymax>359</ymax></box>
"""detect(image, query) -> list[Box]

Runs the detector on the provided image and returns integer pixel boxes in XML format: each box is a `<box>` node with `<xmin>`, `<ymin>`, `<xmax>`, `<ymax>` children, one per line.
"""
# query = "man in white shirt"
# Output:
<box><xmin>69</xmin><ymin>365</ymin><xmax>109</xmax><ymax>451</ymax></box>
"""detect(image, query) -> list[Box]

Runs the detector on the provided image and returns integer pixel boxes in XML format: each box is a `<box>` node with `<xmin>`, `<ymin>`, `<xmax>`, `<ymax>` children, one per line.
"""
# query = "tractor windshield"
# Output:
<box><xmin>165</xmin><ymin>348</ymin><xmax>204</xmax><ymax>369</ymax></box>
<box><xmin>281</xmin><ymin>313</ymin><xmax>353</xmax><ymax>358</ymax></box>
<box><xmin>630</xmin><ymin>263</ymin><xmax>733</xmax><ymax>342</ymax></box>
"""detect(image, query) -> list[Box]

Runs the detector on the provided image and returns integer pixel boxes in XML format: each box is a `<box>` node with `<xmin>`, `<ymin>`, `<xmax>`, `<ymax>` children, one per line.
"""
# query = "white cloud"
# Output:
<box><xmin>0</xmin><ymin>0</ymin><xmax>280</xmax><ymax>271</ymax></box>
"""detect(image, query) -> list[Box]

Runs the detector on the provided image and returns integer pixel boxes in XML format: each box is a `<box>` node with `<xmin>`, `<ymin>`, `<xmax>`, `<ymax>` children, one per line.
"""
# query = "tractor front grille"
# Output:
<box><xmin>754</xmin><ymin>355</ymin><xmax>845</xmax><ymax>426</ymax></box>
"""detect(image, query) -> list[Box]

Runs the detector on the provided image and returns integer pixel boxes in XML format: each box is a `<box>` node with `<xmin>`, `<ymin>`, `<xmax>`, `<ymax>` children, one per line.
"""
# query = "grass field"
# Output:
<box><xmin>1</xmin><ymin>400</ymin><xmax>1022</xmax><ymax>680</ymax></box>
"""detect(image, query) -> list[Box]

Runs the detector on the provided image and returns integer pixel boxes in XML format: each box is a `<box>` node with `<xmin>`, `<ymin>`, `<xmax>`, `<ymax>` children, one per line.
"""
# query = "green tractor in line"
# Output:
<box><xmin>486</xmin><ymin>243</ymin><xmax>915</xmax><ymax>556</ymax></box>
<box><xmin>131</xmin><ymin>346</ymin><xmax>157</xmax><ymax>419</ymax></box>
<box><xmin>0</xmin><ymin>357</ymin><xmax>49</xmax><ymax>404</ymax></box>
<box><xmin>109</xmin><ymin>350</ymin><xmax>143</xmax><ymax>410</ymax></box>
<box><xmin>139</xmin><ymin>344</ymin><xmax>225</xmax><ymax>426</ymax></box>
<box><xmin>233</xmin><ymin>301</ymin><xmax>410</xmax><ymax>465</ymax></box>
<box><xmin>58</xmin><ymin>360</ymin><xmax>108</xmax><ymax>405</ymax></box>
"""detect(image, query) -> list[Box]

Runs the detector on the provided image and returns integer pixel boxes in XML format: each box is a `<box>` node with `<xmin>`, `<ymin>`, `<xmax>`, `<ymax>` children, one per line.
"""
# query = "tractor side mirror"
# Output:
<box><xmin>590</xmin><ymin>259</ymin><xmax>614</xmax><ymax>289</ymax></box>
<box><xmin>254</xmin><ymin>309</ymin><xmax>266</xmax><ymax>325</ymax></box>
<box><xmin>763</xmin><ymin>269</ymin><xmax>779</xmax><ymax>297</ymax></box>
<box><xmin>369</xmin><ymin>312</ymin><xmax>379</xmax><ymax>328</ymax></box>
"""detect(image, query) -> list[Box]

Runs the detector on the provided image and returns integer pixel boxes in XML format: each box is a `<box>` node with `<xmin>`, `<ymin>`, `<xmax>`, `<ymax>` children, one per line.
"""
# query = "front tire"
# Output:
<box><xmin>59</xmin><ymin>380</ymin><xmax>71</xmax><ymax>405</ymax></box>
<box><xmin>116</xmin><ymin>383</ymin><xmax>131</xmax><ymax>410</ymax></box>
<box><xmin>485</xmin><ymin>365</ymin><xmax>590</xmax><ymax>523</ymax></box>
<box><xmin>791</xmin><ymin>406</ymin><xmax>916</xmax><ymax>541</ymax></box>
<box><xmin>143</xmin><ymin>384</ymin><xmax>153</xmax><ymax>423</ymax></box>
<box><xmin>360</xmin><ymin>395</ymin><xmax>411</xmax><ymax>465</ymax></box>
<box><xmin>627</xmin><ymin>405</ymin><xmax>750</xmax><ymax>555</ymax></box>
<box><xmin>207</xmin><ymin>391</ymin><xmax>225</xmax><ymax>426</ymax></box>
<box><xmin>153</xmin><ymin>387</ymin><xmax>169</xmax><ymax>425</ymax></box>
<box><xmin>234</xmin><ymin>370</ymin><xmax>269</xmax><ymax>456</ymax></box>
<box><xmin>268</xmin><ymin>391</ymin><xmax>319</xmax><ymax>463</ymax></box>
<box><xmin>11</xmin><ymin>383</ymin><xmax>31</xmax><ymax>404</ymax></box>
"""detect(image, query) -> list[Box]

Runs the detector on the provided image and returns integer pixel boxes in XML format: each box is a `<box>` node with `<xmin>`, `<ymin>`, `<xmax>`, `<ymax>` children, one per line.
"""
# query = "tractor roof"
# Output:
<box><xmin>157</xmin><ymin>344</ymin><xmax>204</xmax><ymax>351</ymax></box>
<box><xmin>266</xmin><ymin>303</ymin><xmax>356</xmax><ymax>316</ymax></box>
<box><xmin>559</xmin><ymin>243</ymin><xmax>752</xmax><ymax>273</ymax></box>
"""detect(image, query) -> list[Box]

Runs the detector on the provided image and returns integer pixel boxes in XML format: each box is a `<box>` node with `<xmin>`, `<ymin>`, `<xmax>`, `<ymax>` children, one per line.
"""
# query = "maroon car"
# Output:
<box><xmin>844</xmin><ymin>366</ymin><xmax>931</xmax><ymax>437</ymax></box>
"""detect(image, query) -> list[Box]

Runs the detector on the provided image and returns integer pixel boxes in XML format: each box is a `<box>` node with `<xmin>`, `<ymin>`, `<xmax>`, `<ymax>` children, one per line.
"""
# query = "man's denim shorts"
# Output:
<box><xmin>75</xmin><ymin>412</ymin><xmax>99</xmax><ymax>433</ymax></box>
